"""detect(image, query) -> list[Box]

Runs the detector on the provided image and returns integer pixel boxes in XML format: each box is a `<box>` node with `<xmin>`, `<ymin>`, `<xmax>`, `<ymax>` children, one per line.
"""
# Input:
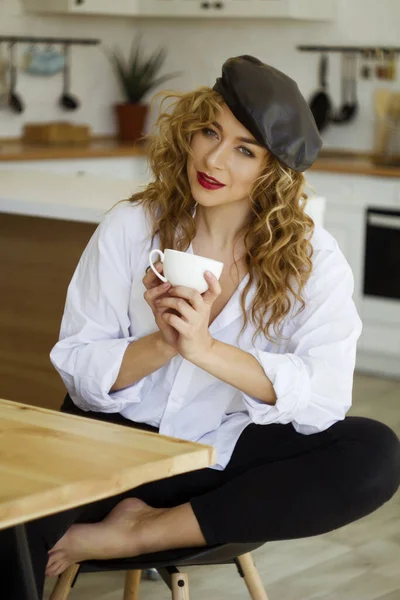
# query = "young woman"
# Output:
<box><xmin>34</xmin><ymin>56</ymin><xmax>399</xmax><ymax>590</ymax></box>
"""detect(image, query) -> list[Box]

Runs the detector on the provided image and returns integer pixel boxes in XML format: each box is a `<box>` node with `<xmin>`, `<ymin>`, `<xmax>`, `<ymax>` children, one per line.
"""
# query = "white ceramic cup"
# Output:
<box><xmin>148</xmin><ymin>248</ymin><xmax>224</xmax><ymax>294</ymax></box>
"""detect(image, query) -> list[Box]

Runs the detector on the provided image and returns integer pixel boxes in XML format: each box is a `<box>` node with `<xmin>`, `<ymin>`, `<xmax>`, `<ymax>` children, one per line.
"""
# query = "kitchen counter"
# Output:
<box><xmin>1</xmin><ymin>138</ymin><xmax>400</xmax><ymax>178</ymax></box>
<box><xmin>311</xmin><ymin>153</ymin><xmax>400</xmax><ymax>179</ymax></box>
<box><xmin>0</xmin><ymin>169</ymin><xmax>143</xmax><ymax>223</ymax></box>
<box><xmin>0</xmin><ymin>138</ymin><xmax>148</xmax><ymax>162</ymax></box>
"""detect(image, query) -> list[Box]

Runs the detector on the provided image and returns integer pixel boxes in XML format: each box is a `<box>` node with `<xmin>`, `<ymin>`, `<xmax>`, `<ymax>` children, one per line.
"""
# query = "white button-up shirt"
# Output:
<box><xmin>50</xmin><ymin>201</ymin><xmax>363</xmax><ymax>470</ymax></box>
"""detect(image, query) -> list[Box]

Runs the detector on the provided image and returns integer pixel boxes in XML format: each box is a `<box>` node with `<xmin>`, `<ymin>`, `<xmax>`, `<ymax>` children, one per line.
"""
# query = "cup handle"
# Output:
<box><xmin>148</xmin><ymin>249</ymin><xmax>167</xmax><ymax>283</ymax></box>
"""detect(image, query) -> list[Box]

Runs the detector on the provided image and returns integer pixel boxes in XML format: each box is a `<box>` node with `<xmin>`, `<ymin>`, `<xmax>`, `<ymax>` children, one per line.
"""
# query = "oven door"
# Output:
<box><xmin>362</xmin><ymin>207</ymin><xmax>400</xmax><ymax>330</ymax></box>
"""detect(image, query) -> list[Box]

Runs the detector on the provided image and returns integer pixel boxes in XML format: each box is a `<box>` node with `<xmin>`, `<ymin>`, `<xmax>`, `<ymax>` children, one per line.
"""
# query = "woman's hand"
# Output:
<box><xmin>142</xmin><ymin>262</ymin><xmax>179</xmax><ymax>349</ymax></box>
<box><xmin>155</xmin><ymin>271</ymin><xmax>222</xmax><ymax>363</ymax></box>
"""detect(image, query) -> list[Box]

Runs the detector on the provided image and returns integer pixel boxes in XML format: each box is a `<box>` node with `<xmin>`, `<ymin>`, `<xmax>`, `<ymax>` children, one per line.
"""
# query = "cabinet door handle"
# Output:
<box><xmin>75</xmin><ymin>0</ymin><xmax>84</xmax><ymax>4</ymax></box>
<box><xmin>214</xmin><ymin>2</ymin><xmax>224</xmax><ymax>7</ymax></box>
<box><xmin>201</xmin><ymin>2</ymin><xmax>210</xmax><ymax>8</ymax></box>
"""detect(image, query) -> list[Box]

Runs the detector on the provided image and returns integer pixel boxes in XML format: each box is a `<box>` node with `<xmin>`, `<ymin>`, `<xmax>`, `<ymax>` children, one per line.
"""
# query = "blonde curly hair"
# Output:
<box><xmin>128</xmin><ymin>86</ymin><xmax>315</xmax><ymax>343</ymax></box>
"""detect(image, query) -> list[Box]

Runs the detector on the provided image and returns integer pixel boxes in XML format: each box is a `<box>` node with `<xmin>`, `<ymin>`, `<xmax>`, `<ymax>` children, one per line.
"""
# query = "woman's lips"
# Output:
<box><xmin>197</xmin><ymin>171</ymin><xmax>226</xmax><ymax>190</ymax></box>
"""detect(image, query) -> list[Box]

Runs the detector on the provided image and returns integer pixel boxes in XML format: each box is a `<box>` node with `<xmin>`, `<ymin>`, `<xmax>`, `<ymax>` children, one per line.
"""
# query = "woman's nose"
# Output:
<box><xmin>205</xmin><ymin>144</ymin><xmax>228</xmax><ymax>170</ymax></box>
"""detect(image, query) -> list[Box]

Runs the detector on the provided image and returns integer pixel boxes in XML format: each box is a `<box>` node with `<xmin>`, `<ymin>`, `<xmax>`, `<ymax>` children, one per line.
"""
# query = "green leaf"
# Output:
<box><xmin>105</xmin><ymin>36</ymin><xmax>181</xmax><ymax>103</ymax></box>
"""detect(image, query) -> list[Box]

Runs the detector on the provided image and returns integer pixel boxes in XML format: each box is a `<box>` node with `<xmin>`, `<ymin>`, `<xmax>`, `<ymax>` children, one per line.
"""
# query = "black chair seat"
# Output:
<box><xmin>78</xmin><ymin>542</ymin><xmax>265</xmax><ymax>573</ymax></box>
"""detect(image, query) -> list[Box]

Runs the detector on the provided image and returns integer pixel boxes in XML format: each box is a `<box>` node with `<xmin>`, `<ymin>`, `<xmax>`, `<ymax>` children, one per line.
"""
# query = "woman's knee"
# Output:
<box><xmin>338</xmin><ymin>416</ymin><xmax>399</xmax><ymax>455</ymax></box>
<box><xmin>332</xmin><ymin>416</ymin><xmax>400</xmax><ymax>503</ymax></box>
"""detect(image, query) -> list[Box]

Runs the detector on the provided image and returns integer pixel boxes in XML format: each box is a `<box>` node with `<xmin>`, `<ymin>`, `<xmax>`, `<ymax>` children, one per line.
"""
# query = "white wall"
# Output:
<box><xmin>1</xmin><ymin>0</ymin><xmax>400</xmax><ymax>152</ymax></box>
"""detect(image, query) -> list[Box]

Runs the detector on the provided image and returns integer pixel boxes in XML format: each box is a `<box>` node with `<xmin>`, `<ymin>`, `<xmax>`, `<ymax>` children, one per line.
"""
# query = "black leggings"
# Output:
<box><xmin>25</xmin><ymin>395</ymin><xmax>400</xmax><ymax>598</ymax></box>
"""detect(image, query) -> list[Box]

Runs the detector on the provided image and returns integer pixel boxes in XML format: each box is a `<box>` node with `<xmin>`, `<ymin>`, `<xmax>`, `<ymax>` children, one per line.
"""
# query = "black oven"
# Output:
<box><xmin>363</xmin><ymin>208</ymin><xmax>400</xmax><ymax>300</ymax></box>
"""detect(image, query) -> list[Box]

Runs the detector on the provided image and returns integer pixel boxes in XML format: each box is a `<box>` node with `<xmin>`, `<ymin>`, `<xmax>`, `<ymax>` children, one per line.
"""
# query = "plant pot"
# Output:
<box><xmin>114</xmin><ymin>103</ymin><xmax>149</xmax><ymax>143</ymax></box>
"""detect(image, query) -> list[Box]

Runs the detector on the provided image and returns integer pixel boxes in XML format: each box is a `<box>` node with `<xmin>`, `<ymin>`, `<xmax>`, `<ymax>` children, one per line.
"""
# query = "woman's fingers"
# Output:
<box><xmin>142</xmin><ymin>261</ymin><xmax>165</xmax><ymax>290</ymax></box>
<box><xmin>144</xmin><ymin>281</ymin><xmax>171</xmax><ymax>305</ymax></box>
<box><xmin>166</xmin><ymin>286</ymin><xmax>203</xmax><ymax>312</ymax></box>
<box><xmin>156</xmin><ymin>297</ymin><xmax>196</xmax><ymax>321</ymax></box>
<box><xmin>202</xmin><ymin>271</ymin><xmax>222</xmax><ymax>305</ymax></box>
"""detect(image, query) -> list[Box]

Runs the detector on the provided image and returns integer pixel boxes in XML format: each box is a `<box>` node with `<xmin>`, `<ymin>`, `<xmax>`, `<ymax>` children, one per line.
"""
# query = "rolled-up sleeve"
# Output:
<box><xmin>50</xmin><ymin>204</ymin><xmax>145</xmax><ymax>413</ymax></box>
<box><xmin>242</xmin><ymin>240</ymin><xmax>363</xmax><ymax>433</ymax></box>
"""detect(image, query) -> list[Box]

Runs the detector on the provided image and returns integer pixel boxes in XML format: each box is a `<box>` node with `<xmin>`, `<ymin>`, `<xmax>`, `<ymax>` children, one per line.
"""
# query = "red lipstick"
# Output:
<box><xmin>197</xmin><ymin>171</ymin><xmax>226</xmax><ymax>190</ymax></box>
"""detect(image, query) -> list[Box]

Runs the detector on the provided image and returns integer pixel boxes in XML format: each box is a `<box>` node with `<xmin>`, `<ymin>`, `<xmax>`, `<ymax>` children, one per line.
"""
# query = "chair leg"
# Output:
<box><xmin>171</xmin><ymin>572</ymin><xmax>190</xmax><ymax>600</ymax></box>
<box><xmin>123</xmin><ymin>569</ymin><xmax>142</xmax><ymax>600</ymax></box>
<box><xmin>49</xmin><ymin>564</ymin><xmax>80</xmax><ymax>600</ymax></box>
<box><xmin>236</xmin><ymin>553</ymin><xmax>269</xmax><ymax>600</ymax></box>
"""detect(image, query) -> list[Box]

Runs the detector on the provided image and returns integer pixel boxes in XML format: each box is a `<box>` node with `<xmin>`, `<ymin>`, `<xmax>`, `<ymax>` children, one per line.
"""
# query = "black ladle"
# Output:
<box><xmin>8</xmin><ymin>42</ymin><xmax>24</xmax><ymax>114</ymax></box>
<box><xmin>59</xmin><ymin>44</ymin><xmax>79</xmax><ymax>111</ymax></box>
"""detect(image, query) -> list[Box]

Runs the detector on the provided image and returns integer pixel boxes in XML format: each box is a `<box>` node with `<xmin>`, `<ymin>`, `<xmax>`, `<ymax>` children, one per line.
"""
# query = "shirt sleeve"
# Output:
<box><xmin>50</xmin><ymin>203</ymin><xmax>146</xmax><ymax>413</ymax></box>
<box><xmin>241</xmin><ymin>238</ymin><xmax>363</xmax><ymax>433</ymax></box>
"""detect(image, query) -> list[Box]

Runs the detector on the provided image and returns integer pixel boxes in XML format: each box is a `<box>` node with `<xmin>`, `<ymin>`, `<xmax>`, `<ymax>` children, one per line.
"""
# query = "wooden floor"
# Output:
<box><xmin>43</xmin><ymin>371</ymin><xmax>400</xmax><ymax>600</ymax></box>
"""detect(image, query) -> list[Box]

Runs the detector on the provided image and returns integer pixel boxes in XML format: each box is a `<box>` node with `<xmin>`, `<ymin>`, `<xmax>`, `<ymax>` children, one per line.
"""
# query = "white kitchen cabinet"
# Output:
<box><xmin>0</xmin><ymin>157</ymin><xmax>150</xmax><ymax>182</ymax></box>
<box><xmin>307</xmin><ymin>169</ymin><xmax>400</xmax><ymax>379</ymax></box>
<box><xmin>306</xmin><ymin>171</ymin><xmax>364</xmax><ymax>307</ymax></box>
<box><xmin>23</xmin><ymin>0</ymin><xmax>336</xmax><ymax>19</ymax></box>
<box><xmin>139</xmin><ymin>0</ymin><xmax>336</xmax><ymax>20</ymax></box>
<box><xmin>306</xmin><ymin>172</ymin><xmax>365</xmax><ymax>315</ymax></box>
<box><xmin>323</xmin><ymin>205</ymin><xmax>365</xmax><ymax>316</ymax></box>
<box><xmin>23</xmin><ymin>0</ymin><xmax>141</xmax><ymax>16</ymax></box>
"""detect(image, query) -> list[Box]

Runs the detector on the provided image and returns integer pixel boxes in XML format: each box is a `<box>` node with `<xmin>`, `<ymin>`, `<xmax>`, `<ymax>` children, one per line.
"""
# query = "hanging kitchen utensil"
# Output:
<box><xmin>375</xmin><ymin>48</ymin><xmax>385</xmax><ymax>80</ymax></box>
<box><xmin>309</xmin><ymin>53</ymin><xmax>332</xmax><ymax>132</ymax></box>
<box><xmin>379</xmin><ymin>49</ymin><xmax>389</xmax><ymax>81</ymax></box>
<box><xmin>8</xmin><ymin>42</ymin><xmax>24</xmax><ymax>114</ymax></box>
<box><xmin>346</xmin><ymin>53</ymin><xmax>359</xmax><ymax>122</ymax></box>
<box><xmin>24</xmin><ymin>43</ymin><xmax>65</xmax><ymax>76</ymax></box>
<box><xmin>0</xmin><ymin>42</ymin><xmax>8</xmax><ymax>107</ymax></box>
<box><xmin>59</xmin><ymin>44</ymin><xmax>79</xmax><ymax>111</ymax></box>
<box><xmin>387</xmin><ymin>51</ymin><xmax>397</xmax><ymax>82</ymax></box>
<box><xmin>332</xmin><ymin>53</ymin><xmax>358</xmax><ymax>124</ymax></box>
<box><xmin>360</xmin><ymin>49</ymin><xmax>371</xmax><ymax>80</ymax></box>
<box><xmin>332</xmin><ymin>53</ymin><xmax>351</xmax><ymax>123</ymax></box>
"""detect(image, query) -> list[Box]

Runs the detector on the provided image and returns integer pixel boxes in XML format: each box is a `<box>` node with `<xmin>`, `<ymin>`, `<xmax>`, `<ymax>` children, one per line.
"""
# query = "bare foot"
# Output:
<box><xmin>46</xmin><ymin>498</ymin><xmax>167</xmax><ymax>578</ymax></box>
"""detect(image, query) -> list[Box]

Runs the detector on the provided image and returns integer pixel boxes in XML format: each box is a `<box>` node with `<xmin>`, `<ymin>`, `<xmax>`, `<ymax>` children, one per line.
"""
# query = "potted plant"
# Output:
<box><xmin>106</xmin><ymin>35</ymin><xmax>180</xmax><ymax>143</ymax></box>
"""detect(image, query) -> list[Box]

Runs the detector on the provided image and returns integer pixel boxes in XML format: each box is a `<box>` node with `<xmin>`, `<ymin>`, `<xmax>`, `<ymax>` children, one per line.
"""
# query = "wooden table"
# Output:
<box><xmin>0</xmin><ymin>398</ymin><xmax>216</xmax><ymax>599</ymax></box>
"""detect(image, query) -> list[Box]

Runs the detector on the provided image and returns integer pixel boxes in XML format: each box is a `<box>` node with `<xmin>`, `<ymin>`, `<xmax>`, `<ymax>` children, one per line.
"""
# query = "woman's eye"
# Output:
<box><xmin>202</xmin><ymin>128</ymin><xmax>254</xmax><ymax>158</ymax></box>
<box><xmin>239</xmin><ymin>146</ymin><xmax>255</xmax><ymax>158</ymax></box>
<box><xmin>202</xmin><ymin>127</ymin><xmax>217</xmax><ymax>138</ymax></box>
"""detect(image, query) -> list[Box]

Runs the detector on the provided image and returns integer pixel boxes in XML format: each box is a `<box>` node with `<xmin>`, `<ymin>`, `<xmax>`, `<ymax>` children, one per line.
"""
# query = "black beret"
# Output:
<box><xmin>212</xmin><ymin>55</ymin><xmax>322</xmax><ymax>172</ymax></box>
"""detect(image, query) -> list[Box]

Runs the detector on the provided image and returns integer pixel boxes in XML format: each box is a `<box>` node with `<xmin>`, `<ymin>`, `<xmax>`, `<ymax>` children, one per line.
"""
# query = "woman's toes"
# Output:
<box><xmin>46</xmin><ymin>550</ymin><xmax>62</xmax><ymax>572</ymax></box>
<box><xmin>46</xmin><ymin>556</ymin><xmax>71</xmax><ymax>578</ymax></box>
<box><xmin>46</xmin><ymin>561</ymin><xmax>62</xmax><ymax>578</ymax></box>
<box><xmin>46</xmin><ymin>550</ymin><xmax>69</xmax><ymax>577</ymax></box>
<box><xmin>52</xmin><ymin>559</ymin><xmax>71</xmax><ymax>577</ymax></box>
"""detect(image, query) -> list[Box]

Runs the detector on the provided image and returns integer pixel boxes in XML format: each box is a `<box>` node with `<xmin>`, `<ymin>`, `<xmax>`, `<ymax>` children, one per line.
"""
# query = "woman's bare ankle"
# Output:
<box><xmin>134</xmin><ymin>506</ymin><xmax>172</xmax><ymax>555</ymax></box>
<box><xmin>134</xmin><ymin>502</ymin><xmax>207</xmax><ymax>556</ymax></box>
